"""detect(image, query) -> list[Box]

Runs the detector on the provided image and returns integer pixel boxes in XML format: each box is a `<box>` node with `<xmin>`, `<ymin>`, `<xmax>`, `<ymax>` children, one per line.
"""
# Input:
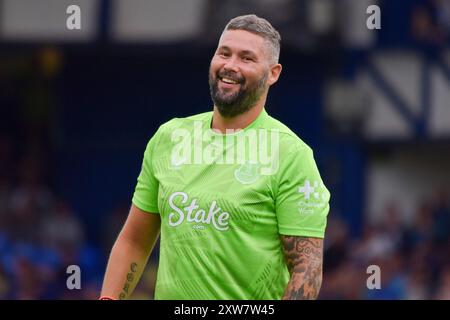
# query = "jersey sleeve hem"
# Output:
<box><xmin>278</xmin><ymin>226</ymin><xmax>325</xmax><ymax>238</ymax></box>
<box><xmin>132</xmin><ymin>197</ymin><xmax>159</xmax><ymax>215</ymax></box>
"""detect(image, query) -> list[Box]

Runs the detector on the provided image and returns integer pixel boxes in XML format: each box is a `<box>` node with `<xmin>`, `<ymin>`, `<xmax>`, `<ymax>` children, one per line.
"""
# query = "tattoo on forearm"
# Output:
<box><xmin>281</xmin><ymin>236</ymin><xmax>323</xmax><ymax>300</ymax></box>
<box><xmin>119</xmin><ymin>262</ymin><xmax>138</xmax><ymax>300</ymax></box>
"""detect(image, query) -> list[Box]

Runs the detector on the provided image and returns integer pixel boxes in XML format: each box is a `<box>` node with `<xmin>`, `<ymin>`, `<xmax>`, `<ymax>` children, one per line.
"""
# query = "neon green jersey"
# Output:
<box><xmin>132</xmin><ymin>109</ymin><xmax>330</xmax><ymax>300</ymax></box>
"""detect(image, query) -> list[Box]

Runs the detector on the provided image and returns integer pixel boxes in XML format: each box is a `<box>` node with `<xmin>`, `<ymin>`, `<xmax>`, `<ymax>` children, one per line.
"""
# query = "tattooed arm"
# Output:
<box><xmin>281</xmin><ymin>236</ymin><xmax>323</xmax><ymax>300</ymax></box>
<box><xmin>100</xmin><ymin>204</ymin><xmax>161</xmax><ymax>300</ymax></box>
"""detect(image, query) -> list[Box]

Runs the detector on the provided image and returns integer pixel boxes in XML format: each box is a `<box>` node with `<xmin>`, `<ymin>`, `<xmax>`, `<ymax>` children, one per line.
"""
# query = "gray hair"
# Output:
<box><xmin>223</xmin><ymin>14</ymin><xmax>281</xmax><ymax>64</ymax></box>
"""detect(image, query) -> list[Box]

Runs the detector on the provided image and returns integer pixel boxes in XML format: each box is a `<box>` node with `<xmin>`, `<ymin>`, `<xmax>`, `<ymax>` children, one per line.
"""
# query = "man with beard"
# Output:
<box><xmin>100</xmin><ymin>14</ymin><xmax>330</xmax><ymax>300</ymax></box>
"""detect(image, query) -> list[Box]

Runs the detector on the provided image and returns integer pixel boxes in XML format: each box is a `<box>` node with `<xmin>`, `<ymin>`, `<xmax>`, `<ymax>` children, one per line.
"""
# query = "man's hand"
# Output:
<box><xmin>281</xmin><ymin>236</ymin><xmax>323</xmax><ymax>300</ymax></box>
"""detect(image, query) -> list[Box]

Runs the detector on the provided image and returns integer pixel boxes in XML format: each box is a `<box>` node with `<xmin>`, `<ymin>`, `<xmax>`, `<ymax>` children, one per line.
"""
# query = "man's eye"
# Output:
<box><xmin>219</xmin><ymin>52</ymin><xmax>230</xmax><ymax>57</ymax></box>
<box><xmin>243</xmin><ymin>56</ymin><xmax>253</xmax><ymax>62</ymax></box>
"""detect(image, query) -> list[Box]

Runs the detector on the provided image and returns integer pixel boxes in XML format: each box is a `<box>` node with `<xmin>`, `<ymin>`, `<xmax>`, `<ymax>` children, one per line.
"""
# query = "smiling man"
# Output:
<box><xmin>100</xmin><ymin>14</ymin><xmax>330</xmax><ymax>300</ymax></box>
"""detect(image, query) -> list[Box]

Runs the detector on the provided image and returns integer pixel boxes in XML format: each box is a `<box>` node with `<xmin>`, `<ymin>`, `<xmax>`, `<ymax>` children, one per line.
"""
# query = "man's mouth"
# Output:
<box><xmin>220</xmin><ymin>77</ymin><xmax>240</xmax><ymax>85</ymax></box>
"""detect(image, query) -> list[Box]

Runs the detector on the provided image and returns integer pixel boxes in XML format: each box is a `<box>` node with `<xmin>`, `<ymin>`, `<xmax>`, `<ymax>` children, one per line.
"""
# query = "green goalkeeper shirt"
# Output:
<box><xmin>132</xmin><ymin>108</ymin><xmax>330</xmax><ymax>300</ymax></box>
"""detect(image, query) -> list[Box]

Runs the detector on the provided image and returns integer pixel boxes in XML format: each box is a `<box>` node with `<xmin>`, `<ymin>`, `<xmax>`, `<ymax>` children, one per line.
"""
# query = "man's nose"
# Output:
<box><xmin>223</xmin><ymin>56</ymin><xmax>240</xmax><ymax>73</ymax></box>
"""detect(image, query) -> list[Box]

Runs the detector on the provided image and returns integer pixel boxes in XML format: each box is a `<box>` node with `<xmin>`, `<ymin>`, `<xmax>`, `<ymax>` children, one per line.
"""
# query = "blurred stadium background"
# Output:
<box><xmin>0</xmin><ymin>0</ymin><xmax>449</xmax><ymax>300</ymax></box>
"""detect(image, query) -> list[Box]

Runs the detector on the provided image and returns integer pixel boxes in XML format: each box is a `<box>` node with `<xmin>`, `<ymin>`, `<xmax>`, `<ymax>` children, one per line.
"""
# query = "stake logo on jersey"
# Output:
<box><xmin>167</xmin><ymin>191</ymin><xmax>231</xmax><ymax>231</ymax></box>
<box><xmin>297</xmin><ymin>180</ymin><xmax>328</xmax><ymax>215</ymax></box>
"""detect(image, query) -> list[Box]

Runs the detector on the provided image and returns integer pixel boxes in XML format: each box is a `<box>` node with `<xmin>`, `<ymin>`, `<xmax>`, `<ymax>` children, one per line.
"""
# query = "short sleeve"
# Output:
<box><xmin>275</xmin><ymin>144</ymin><xmax>330</xmax><ymax>238</ymax></box>
<box><xmin>132</xmin><ymin>130</ymin><xmax>161</xmax><ymax>214</ymax></box>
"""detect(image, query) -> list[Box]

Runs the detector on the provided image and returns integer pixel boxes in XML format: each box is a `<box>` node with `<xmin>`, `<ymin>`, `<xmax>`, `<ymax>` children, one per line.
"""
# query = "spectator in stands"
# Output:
<box><xmin>38</xmin><ymin>198</ymin><xmax>85</xmax><ymax>254</ymax></box>
<box><xmin>434</xmin><ymin>266</ymin><xmax>450</xmax><ymax>299</ymax></box>
<box><xmin>411</xmin><ymin>0</ymin><xmax>449</xmax><ymax>46</ymax></box>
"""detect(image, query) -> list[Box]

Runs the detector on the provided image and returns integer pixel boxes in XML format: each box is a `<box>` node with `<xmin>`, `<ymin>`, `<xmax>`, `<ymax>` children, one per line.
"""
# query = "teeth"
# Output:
<box><xmin>221</xmin><ymin>77</ymin><xmax>238</xmax><ymax>84</ymax></box>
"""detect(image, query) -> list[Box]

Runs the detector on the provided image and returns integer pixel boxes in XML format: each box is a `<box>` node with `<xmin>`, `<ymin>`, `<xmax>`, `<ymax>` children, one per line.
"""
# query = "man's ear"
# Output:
<box><xmin>267</xmin><ymin>63</ymin><xmax>282</xmax><ymax>86</ymax></box>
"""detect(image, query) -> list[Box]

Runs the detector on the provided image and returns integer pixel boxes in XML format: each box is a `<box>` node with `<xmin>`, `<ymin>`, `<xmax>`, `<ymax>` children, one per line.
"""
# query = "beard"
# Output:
<box><xmin>209</xmin><ymin>67</ymin><xmax>268</xmax><ymax>118</ymax></box>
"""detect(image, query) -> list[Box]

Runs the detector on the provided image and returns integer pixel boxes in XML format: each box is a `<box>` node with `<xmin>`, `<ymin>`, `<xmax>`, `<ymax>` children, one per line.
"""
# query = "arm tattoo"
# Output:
<box><xmin>281</xmin><ymin>236</ymin><xmax>323</xmax><ymax>300</ymax></box>
<box><xmin>119</xmin><ymin>262</ymin><xmax>138</xmax><ymax>300</ymax></box>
